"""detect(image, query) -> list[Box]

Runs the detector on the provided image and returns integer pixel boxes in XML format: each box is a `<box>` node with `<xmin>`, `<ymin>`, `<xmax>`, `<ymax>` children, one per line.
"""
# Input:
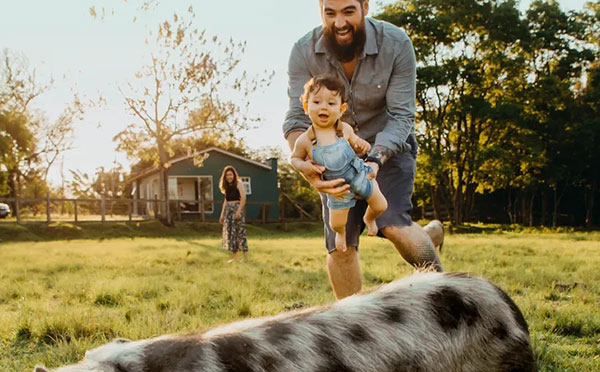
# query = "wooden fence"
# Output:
<box><xmin>0</xmin><ymin>193</ymin><xmax>318</xmax><ymax>225</ymax></box>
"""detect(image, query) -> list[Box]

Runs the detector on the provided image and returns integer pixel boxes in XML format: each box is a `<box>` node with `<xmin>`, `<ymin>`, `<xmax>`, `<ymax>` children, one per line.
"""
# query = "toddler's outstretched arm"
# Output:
<box><xmin>342</xmin><ymin>122</ymin><xmax>371</xmax><ymax>155</ymax></box>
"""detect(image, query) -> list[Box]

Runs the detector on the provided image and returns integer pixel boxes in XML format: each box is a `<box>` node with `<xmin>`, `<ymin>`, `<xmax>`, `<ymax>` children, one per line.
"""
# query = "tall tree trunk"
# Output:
<box><xmin>507</xmin><ymin>189</ymin><xmax>514</xmax><ymax>224</ymax></box>
<box><xmin>541</xmin><ymin>189</ymin><xmax>547</xmax><ymax>226</ymax></box>
<box><xmin>439</xmin><ymin>173</ymin><xmax>453</xmax><ymax>223</ymax></box>
<box><xmin>7</xmin><ymin>168</ymin><xmax>20</xmax><ymax>216</ymax></box>
<box><xmin>156</xmin><ymin>138</ymin><xmax>172</xmax><ymax>226</ymax></box>
<box><xmin>453</xmin><ymin>187</ymin><xmax>463</xmax><ymax>225</ymax></box>
<box><xmin>520</xmin><ymin>191</ymin><xmax>527</xmax><ymax>225</ymax></box>
<box><xmin>453</xmin><ymin>165</ymin><xmax>465</xmax><ymax>225</ymax></box>
<box><xmin>552</xmin><ymin>187</ymin><xmax>559</xmax><ymax>228</ymax></box>
<box><xmin>584</xmin><ymin>179</ymin><xmax>596</xmax><ymax>227</ymax></box>
<box><xmin>432</xmin><ymin>186</ymin><xmax>440</xmax><ymax>220</ymax></box>
<box><xmin>464</xmin><ymin>184</ymin><xmax>476</xmax><ymax>222</ymax></box>
<box><xmin>513</xmin><ymin>193</ymin><xmax>520</xmax><ymax>225</ymax></box>
<box><xmin>528</xmin><ymin>191</ymin><xmax>536</xmax><ymax>227</ymax></box>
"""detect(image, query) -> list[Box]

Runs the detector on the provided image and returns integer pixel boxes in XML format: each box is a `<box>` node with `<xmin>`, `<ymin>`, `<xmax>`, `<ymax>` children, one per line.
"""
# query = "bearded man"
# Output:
<box><xmin>283</xmin><ymin>0</ymin><xmax>444</xmax><ymax>299</ymax></box>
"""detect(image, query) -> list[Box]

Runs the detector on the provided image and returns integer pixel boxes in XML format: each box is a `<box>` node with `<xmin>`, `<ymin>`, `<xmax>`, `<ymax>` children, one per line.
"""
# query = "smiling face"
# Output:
<box><xmin>225</xmin><ymin>170</ymin><xmax>235</xmax><ymax>183</ymax></box>
<box><xmin>303</xmin><ymin>86</ymin><xmax>347</xmax><ymax>130</ymax></box>
<box><xmin>320</xmin><ymin>0</ymin><xmax>368</xmax><ymax>62</ymax></box>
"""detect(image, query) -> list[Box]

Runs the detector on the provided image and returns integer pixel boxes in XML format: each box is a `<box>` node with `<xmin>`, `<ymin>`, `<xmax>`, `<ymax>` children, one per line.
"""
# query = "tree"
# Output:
<box><xmin>111</xmin><ymin>6</ymin><xmax>271</xmax><ymax>224</ymax></box>
<box><xmin>517</xmin><ymin>0</ymin><xmax>595</xmax><ymax>226</ymax></box>
<box><xmin>0</xmin><ymin>49</ymin><xmax>45</xmax><ymax>200</ymax></box>
<box><xmin>0</xmin><ymin>111</ymin><xmax>35</xmax><ymax>198</ymax></box>
<box><xmin>377</xmin><ymin>0</ymin><xmax>528</xmax><ymax>224</ymax></box>
<box><xmin>0</xmin><ymin>49</ymin><xmax>84</xmax><ymax>203</ymax></box>
<box><xmin>69</xmin><ymin>164</ymin><xmax>128</xmax><ymax>199</ymax></box>
<box><xmin>377</xmin><ymin>0</ymin><xmax>597</xmax><ymax>226</ymax></box>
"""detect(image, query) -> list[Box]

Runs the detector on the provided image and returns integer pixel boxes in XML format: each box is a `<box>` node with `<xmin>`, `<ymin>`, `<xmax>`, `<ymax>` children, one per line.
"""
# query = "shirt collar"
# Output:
<box><xmin>315</xmin><ymin>17</ymin><xmax>378</xmax><ymax>59</ymax></box>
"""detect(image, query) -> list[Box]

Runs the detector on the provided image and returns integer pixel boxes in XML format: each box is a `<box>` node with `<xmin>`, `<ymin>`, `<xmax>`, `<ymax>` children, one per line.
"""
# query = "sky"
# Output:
<box><xmin>0</xmin><ymin>0</ymin><xmax>591</xmax><ymax>186</ymax></box>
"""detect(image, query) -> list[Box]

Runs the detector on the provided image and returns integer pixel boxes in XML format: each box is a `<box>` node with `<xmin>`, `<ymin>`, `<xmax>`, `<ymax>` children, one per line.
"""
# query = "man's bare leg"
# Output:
<box><xmin>326</xmin><ymin>247</ymin><xmax>361</xmax><ymax>299</ymax></box>
<box><xmin>381</xmin><ymin>223</ymin><xmax>443</xmax><ymax>272</ymax></box>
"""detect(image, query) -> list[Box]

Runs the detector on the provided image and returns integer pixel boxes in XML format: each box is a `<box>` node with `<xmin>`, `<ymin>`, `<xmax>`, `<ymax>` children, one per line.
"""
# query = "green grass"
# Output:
<box><xmin>1</xmin><ymin>224</ymin><xmax>599</xmax><ymax>371</ymax></box>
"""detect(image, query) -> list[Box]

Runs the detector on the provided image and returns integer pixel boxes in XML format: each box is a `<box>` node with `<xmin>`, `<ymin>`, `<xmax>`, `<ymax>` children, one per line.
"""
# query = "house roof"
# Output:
<box><xmin>128</xmin><ymin>147</ymin><xmax>272</xmax><ymax>183</ymax></box>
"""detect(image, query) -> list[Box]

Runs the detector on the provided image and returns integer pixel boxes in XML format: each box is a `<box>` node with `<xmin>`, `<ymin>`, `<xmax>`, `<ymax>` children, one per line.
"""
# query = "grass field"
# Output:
<box><xmin>1</xmin><ymin>222</ymin><xmax>599</xmax><ymax>371</ymax></box>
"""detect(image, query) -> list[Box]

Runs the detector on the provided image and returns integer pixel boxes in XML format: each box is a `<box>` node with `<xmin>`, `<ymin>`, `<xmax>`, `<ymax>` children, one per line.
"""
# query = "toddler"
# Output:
<box><xmin>291</xmin><ymin>75</ymin><xmax>388</xmax><ymax>252</ymax></box>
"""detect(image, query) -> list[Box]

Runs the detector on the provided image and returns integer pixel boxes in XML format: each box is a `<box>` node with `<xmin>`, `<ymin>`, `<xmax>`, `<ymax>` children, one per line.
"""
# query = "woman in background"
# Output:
<box><xmin>219</xmin><ymin>165</ymin><xmax>248</xmax><ymax>262</ymax></box>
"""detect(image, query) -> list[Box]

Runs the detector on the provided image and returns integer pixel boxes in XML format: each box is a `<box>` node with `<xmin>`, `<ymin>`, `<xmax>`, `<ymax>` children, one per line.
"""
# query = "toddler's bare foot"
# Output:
<box><xmin>364</xmin><ymin>216</ymin><xmax>378</xmax><ymax>236</ymax></box>
<box><xmin>335</xmin><ymin>232</ymin><xmax>347</xmax><ymax>252</ymax></box>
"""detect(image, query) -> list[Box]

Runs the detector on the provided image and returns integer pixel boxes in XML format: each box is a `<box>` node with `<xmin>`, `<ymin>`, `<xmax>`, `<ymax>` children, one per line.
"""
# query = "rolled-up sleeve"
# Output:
<box><xmin>374</xmin><ymin>38</ymin><xmax>416</xmax><ymax>154</ymax></box>
<box><xmin>283</xmin><ymin>42</ymin><xmax>312</xmax><ymax>139</ymax></box>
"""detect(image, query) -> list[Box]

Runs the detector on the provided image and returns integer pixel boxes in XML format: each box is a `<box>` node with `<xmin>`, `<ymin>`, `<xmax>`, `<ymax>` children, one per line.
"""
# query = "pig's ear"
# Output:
<box><xmin>34</xmin><ymin>366</ymin><xmax>50</xmax><ymax>372</ymax></box>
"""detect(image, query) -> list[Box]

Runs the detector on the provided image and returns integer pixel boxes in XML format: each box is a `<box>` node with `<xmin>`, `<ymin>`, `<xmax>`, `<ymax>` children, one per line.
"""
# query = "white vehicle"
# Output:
<box><xmin>0</xmin><ymin>203</ymin><xmax>11</xmax><ymax>218</ymax></box>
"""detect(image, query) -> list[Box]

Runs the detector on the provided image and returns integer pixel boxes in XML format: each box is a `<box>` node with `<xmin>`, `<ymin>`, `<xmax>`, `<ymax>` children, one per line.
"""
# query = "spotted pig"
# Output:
<box><xmin>35</xmin><ymin>272</ymin><xmax>537</xmax><ymax>372</ymax></box>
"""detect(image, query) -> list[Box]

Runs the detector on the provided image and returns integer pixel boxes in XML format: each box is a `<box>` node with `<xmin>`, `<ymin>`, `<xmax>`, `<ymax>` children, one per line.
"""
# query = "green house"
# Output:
<box><xmin>130</xmin><ymin>147</ymin><xmax>279</xmax><ymax>221</ymax></box>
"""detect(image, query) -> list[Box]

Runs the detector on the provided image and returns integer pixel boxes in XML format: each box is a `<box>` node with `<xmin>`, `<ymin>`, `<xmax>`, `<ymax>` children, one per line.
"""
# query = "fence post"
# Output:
<box><xmin>15</xmin><ymin>198</ymin><xmax>20</xmax><ymax>224</ymax></box>
<box><xmin>176</xmin><ymin>200</ymin><xmax>181</xmax><ymax>222</ymax></box>
<box><xmin>128</xmin><ymin>199</ymin><xmax>132</xmax><ymax>222</ymax></box>
<box><xmin>154</xmin><ymin>195</ymin><xmax>158</xmax><ymax>220</ymax></box>
<box><xmin>46</xmin><ymin>192</ymin><xmax>51</xmax><ymax>223</ymax></box>
<box><xmin>101</xmin><ymin>193</ymin><xmax>106</xmax><ymax>222</ymax></box>
<box><xmin>74</xmin><ymin>200</ymin><xmax>78</xmax><ymax>223</ymax></box>
<box><xmin>262</xmin><ymin>203</ymin><xmax>267</xmax><ymax>224</ymax></box>
<box><xmin>280</xmin><ymin>201</ymin><xmax>286</xmax><ymax>232</ymax></box>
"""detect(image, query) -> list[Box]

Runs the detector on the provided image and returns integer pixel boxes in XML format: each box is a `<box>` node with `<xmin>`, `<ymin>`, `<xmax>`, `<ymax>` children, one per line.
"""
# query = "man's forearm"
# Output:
<box><xmin>286</xmin><ymin>130</ymin><xmax>305</xmax><ymax>151</ymax></box>
<box><xmin>367</xmin><ymin>145</ymin><xmax>394</xmax><ymax>167</ymax></box>
<box><xmin>289</xmin><ymin>156</ymin><xmax>305</xmax><ymax>173</ymax></box>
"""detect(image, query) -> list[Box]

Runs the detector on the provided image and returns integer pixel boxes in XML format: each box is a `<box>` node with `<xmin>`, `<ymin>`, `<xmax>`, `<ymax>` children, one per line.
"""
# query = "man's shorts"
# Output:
<box><xmin>322</xmin><ymin>141</ymin><xmax>417</xmax><ymax>253</ymax></box>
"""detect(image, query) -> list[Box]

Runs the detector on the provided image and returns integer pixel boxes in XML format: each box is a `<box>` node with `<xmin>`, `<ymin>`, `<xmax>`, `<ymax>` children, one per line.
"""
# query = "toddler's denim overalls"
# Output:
<box><xmin>312</xmin><ymin>138</ymin><xmax>373</xmax><ymax>210</ymax></box>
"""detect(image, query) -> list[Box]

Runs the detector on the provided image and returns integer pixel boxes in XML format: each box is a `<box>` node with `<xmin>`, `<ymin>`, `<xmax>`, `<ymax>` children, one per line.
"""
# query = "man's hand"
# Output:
<box><xmin>364</xmin><ymin>162</ymin><xmax>379</xmax><ymax>180</ymax></box>
<box><xmin>219</xmin><ymin>215</ymin><xmax>225</xmax><ymax>224</ymax></box>
<box><xmin>295</xmin><ymin>159</ymin><xmax>350</xmax><ymax>199</ymax></box>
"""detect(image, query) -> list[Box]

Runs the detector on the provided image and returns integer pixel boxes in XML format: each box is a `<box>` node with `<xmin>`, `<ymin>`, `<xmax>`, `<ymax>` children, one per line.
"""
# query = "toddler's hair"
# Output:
<box><xmin>300</xmin><ymin>74</ymin><xmax>346</xmax><ymax>106</ymax></box>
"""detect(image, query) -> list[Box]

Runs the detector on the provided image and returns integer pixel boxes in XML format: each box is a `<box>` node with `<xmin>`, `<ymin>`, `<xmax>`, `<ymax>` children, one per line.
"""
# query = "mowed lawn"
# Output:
<box><xmin>1</xmin><ymin>228</ymin><xmax>599</xmax><ymax>371</ymax></box>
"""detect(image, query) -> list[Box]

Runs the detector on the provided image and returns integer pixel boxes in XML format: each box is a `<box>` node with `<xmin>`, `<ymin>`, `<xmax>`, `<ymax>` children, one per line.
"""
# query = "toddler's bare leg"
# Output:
<box><xmin>364</xmin><ymin>181</ymin><xmax>388</xmax><ymax>236</ymax></box>
<box><xmin>330</xmin><ymin>208</ymin><xmax>350</xmax><ymax>252</ymax></box>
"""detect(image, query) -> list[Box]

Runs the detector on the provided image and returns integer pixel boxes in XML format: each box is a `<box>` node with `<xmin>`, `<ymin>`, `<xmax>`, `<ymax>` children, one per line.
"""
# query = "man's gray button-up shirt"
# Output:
<box><xmin>283</xmin><ymin>17</ymin><xmax>416</xmax><ymax>154</ymax></box>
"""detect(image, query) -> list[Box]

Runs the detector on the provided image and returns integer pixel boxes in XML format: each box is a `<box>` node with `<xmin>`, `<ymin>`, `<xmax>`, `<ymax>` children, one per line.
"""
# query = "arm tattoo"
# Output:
<box><xmin>367</xmin><ymin>145</ymin><xmax>393</xmax><ymax>166</ymax></box>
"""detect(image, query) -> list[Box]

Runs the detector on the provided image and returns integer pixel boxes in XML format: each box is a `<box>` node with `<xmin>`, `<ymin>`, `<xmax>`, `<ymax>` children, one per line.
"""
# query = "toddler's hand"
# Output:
<box><xmin>365</xmin><ymin>162</ymin><xmax>379</xmax><ymax>180</ymax></box>
<box><xmin>355</xmin><ymin>138</ymin><xmax>371</xmax><ymax>154</ymax></box>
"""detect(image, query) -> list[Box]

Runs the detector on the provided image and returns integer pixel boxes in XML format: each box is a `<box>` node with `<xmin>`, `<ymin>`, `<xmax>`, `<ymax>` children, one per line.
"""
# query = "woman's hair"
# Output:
<box><xmin>300</xmin><ymin>74</ymin><xmax>347</xmax><ymax>106</ymax></box>
<box><xmin>219</xmin><ymin>165</ymin><xmax>239</xmax><ymax>194</ymax></box>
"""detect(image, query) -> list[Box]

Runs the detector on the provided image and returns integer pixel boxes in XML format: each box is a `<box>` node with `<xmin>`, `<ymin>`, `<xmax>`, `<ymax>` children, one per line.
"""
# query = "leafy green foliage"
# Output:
<box><xmin>109</xmin><ymin>6</ymin><xmax>272</xmax><ymax>223</ymax></box>
<box><xmin>377</xmin><ymin>0</ymin><xmax>599</xmax><ymax>226</ymax></box>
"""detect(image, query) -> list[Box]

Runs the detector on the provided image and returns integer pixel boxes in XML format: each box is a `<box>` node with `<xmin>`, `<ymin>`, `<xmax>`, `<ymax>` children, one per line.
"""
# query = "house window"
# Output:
<box><xmin>240</xmin><ymin>177</ymin><xmax>251</xmax><ymax>195</ymax></box>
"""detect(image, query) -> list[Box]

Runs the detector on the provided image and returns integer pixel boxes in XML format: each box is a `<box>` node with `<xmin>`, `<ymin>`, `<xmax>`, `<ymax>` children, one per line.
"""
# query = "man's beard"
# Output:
<box><xmin>323</xmin><ymin>20</ymin><xmax>366</xmax><ymax>63</ymax></box>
